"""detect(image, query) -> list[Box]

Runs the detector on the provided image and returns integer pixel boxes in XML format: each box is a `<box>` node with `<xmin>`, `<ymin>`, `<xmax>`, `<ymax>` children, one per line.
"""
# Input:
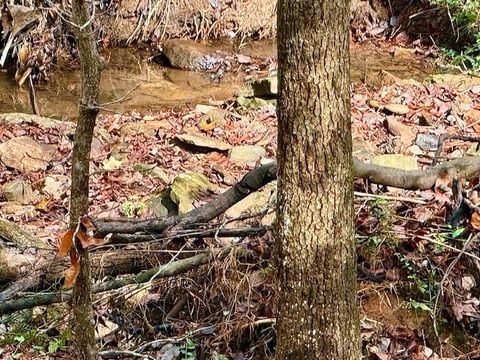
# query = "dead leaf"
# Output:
<box><xmin>58</xmin><ymin>230</ymin><xmax>74</xmax><ymax>257</ymax></box>
<box><xmin>434</xmin><ymin>173</ymin><xmax>452</xmax><ymax>191</ymax></box>
<box><xmin>470</xmin><ymin>191</ymin><xmax>480</xmax><ymax>205</ymax></box>
<box><xmin>76</xmin><ymin>231</ymin><xmax>109</xmax><ymax>248</ymax></box>
<box><xmin>64</xmin><ymin>250</ymin><xmax>80</xmax><ymax>289</ymax></box>
<box><xmin>35</xmin><ymin>197</ymin><xmax>53</xmax><ymax>211</ymax></box>
<box><xmin>471</xmin><ymin>212</ymin><xmax>480</xmax><ymax>230</ymax></box>
<box><xmin>80</xmin><ymin>216</ymin><xmax>97</xmax><ymax>237</ymax></box>
<box><xmin>385</xmin><ymin>117</ymin><xmax>415</xmax><ymax>148</ymax></box>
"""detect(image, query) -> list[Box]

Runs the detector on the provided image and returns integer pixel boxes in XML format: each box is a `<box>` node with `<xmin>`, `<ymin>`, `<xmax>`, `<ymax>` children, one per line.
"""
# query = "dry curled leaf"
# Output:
<box><xmin>470</xmin><ymin>190</ymin><xmax>480</xmax><ymax>206</ymax></box>
<box><xmin>80</xmin><ymin>215</ymin><xmax>96</xmax><ymax>236</ymax></box>
<box><xmin>434</xmin><ymin>173</ymin><xmax>452</xmax><ymax>191</ymax></box>
<box><xmin>471</xmin><ymin>212</ymin><xmax>480</xmax><ymax>230</ymax></box>
<box><xmin>58</xmin><ymin>230</ymin><xmax>74</xmax><ymax>257</ymax></box>
<box><xmin>76</xmin><ymin>230</ymin><xmax>109</xmax><ymax>248</ymax></box>
<box><xmin>64</xmin><ymin>250</ymin><xmax>80</xmax><ymax>289</ymax></box>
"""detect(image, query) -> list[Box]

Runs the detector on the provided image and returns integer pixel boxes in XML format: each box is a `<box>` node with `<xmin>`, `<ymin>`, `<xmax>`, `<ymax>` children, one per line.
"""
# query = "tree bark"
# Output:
<box><xmin>275</xmin><ymin>0</ymin><xmax>361</xmax><ymax>359</ymax></box>
<box><xmin>69</xmin><ymin>0</ymin><xmax>103</xmax><ymax>358</ymax></box>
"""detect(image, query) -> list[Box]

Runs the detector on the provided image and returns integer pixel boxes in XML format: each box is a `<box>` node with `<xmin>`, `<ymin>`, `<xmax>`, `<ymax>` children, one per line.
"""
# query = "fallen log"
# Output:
<box><xmin>353</xmin><ymin>157</ymin><xmax>480</xmax><ymax>190</ymax></box>
<box><xmin>93</xmin><ymin>161</ymin><xmax>277</xmax><ymax>236</ymax></box>
<box><xmin>0</xmin><ymin>247</ymin><xmax>242</xmax><ymax>316</ymax></box>
<box><xmin>3</xmin><ymin>156</ymin><xmax>480</xmax><ymax>300</ymax></box>
<box><xmin>93</xmin><ymin>156</ymin><xmax>480</xmax><ymax>237</ymax></box>
<box><xmin>0</xmin><ymin>220</ymin><xmax>268</xmax><ymax>295</ymax></box>
<box><xmin>109</xmin><ymin>226</ymin><xmax>269</xmax><ymax>245</ymax></box>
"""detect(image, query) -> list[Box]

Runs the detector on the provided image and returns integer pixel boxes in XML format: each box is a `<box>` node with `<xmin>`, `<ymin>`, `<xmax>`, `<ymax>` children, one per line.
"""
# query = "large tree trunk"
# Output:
<box><xmin>274</xmin><ymin>1</ymin><xmax>361</xmax><ymax>359</ymax></box>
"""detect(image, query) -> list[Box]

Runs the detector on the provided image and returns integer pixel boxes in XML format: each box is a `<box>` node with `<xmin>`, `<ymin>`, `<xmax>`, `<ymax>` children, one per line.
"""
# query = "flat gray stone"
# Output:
<box><xmin>0</xmin><ymin>136</ymin><xmax>53</xmax><ymax>172</ymax></box>
<box><xmin>229</xmin><ymin>145</ymin><xmax>266</xmax><ymax>164</ymax></box>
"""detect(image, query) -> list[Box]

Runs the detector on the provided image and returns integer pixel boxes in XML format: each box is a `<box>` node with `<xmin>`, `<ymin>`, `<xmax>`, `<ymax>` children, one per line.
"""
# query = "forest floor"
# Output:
<box><xmin>1</xmin><ymin>34</ymin><xmax>480</xmax><ymax>360</ymax></box>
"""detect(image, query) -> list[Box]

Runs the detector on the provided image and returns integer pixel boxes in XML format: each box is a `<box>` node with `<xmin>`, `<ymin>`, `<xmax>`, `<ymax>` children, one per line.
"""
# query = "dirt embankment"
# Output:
<box><xmin>101</xmin><ymin>0</ymin><xmax>392</xmax><ymax>43</ymax></box>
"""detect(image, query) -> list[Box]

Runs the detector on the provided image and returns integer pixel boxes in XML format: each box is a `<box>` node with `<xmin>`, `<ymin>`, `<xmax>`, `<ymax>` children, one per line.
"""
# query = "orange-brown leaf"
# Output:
<box><xmin>80</xmin><ymin>216</ymin><xmax>96</xmax><ymax>237</ymax></box>
<box><xmin>470</xmin><ymin>191</ymin><xmax>480</xmax><ymax>206</ymax></box>
<box><xmin>58</xmin><ymin>230</ymin><xmax>74</xmax><ymax>257</ymax></box>
<box><xmin>64</xmin><ymin>261</ymin><xmax>80</xmax><ymax>289</ymax></box>
<box><xmin>471</xmin><ymin>212</ymin><xmax>480</xmax><ymax>230</ymax></box>
<box><xmin>64</xmin><ymin>249</ymin><xmax>80</xmax><ymax>289</ymax></box>
<box><xmin>435</xmin><ymin>173</ymin><xmax>452</xmax><ymax>191</ymax></box>
<box><xmin>76</xmin><ymin>230</ymin><xmax>109</xmax><ymax>248</ymax></box>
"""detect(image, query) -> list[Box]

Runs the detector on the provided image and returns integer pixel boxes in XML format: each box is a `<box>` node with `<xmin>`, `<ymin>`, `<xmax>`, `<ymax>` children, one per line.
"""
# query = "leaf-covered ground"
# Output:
<box><xmin>1</xmin><ymin>41</ymin><xmax>480</xmax><ymax>359</ymax></box>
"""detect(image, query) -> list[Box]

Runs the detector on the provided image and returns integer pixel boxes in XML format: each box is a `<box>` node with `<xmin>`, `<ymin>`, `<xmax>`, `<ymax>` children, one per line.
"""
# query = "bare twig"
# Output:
<box><xmin>432</xmin><ymin>233</ymin><xmax>479</xmax><ymax>357</ymax></box>
<box><xmin>98</xmin><ymin>84</ymin><xmax>141</xmax><ymax>107</ymax></box>
<box><xmin>99</xmin><ymin>350</ymin><xmax>155</xmax><ymax>359</ymax></box>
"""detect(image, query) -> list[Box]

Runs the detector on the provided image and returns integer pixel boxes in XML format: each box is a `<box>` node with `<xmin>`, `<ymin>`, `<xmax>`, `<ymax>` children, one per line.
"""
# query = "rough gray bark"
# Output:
<box><xmin>274</xmin><ymin>0</ymin><xmax>361</xmax><ymax>359</ymax></box>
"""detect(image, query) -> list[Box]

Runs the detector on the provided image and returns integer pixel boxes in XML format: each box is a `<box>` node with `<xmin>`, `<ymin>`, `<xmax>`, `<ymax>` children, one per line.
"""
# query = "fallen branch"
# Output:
<box><xmin>0</xmin><ymin>246</ymin><xmax>241</xmax><ymax>315</ymax></box>
<box><xmin>94</xmin><ymin>156</ymin><xmax>480</xmax><ymax>237</ymax></box>
<box><xmin>353</xmin><ymin>157</ymin><xmax>480</xmax><ymax>190</ymax></box>
<box><xmin>108</xmin><ymin>227</ymin><xmax>269</xmax><ymax>245</ymax></box>
<box><xmin>93</xmin><ymin>161</ymin><xmax>277</xmax><ymax>236</ymax></box>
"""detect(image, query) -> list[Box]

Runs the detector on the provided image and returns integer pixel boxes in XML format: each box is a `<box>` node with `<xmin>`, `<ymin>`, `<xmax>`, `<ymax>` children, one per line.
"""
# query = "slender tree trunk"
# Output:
<box><xmin>274</xmin><ymin>1</ymin><xmax>361</xmax><ymax>359</ymax></box>
<box><xmin>69</xmin><ymin>0</ymin><xmax>102</xmax><ymax>359</ymax></box>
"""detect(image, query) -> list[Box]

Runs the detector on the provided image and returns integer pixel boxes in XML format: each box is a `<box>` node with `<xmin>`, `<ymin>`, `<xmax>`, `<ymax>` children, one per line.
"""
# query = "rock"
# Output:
<box><xmin>176</xmin><ymin>133</ymin><xmax>232</xmax><ymax>151</ymax></box>
<box><xmin>383</xmin><ymin>103</ymin><xmax>410</xmax><ymax>115</ymax></box>
<box><xmin>465</xmin><ymin>143</ymin><xmax>480</xmax><ymax>156</ymax></box>
<box><xmin>431</xmin><ymin>74</ymin><xmax>480</xmax><ymax>92</ymax></box>
<box><xmin>229</xmin><ymin>145</ymin><xmax>266</xmax><ymax>164</ymax></box>
<box><xmin>378</xmin><ymin>70</ymin><xmax>424</xmax><ymax>88</ymax></box>
<box><xmin>95</xmin><ymin>319</ymin><xmax>119</xmax><ymax>339</ymax></box>
<box><xmin>102</xmin><ymin>157</ymin><xmax>123</xmax><ymax>171</ymax></box>
<box><xmin>110</xmin><ymin>142</ymin><xmax>130</xmax><ymax>162</ymax></box>
<box><xmin>353</xmin><ymin>140</ymin><xmax>375</xmax><ymax>161</ymax></box>
<box><xmin>260</xmin><ymin>158</ymin><xmax>276</xmax><ymax>166</ymax></box>
<box><xmin>145</xmin><ymin>192</ymin><xmax>176</xmax><ymax>218</ymax></box>
<box><xmin>170</xmin><ymin>171</ymin><xmax>215</xmax><ymax>214</ymax></box>
<box><xmin>0</xmin><ymin>113</ymin><xmax>62</xmax><ymax>129</ymax></box>
<box><xmin>393</xmin><ymin>47</ymin><xmax>414</xmax><ymax>61</ymax></box>
<box><xmin>43</xmin><ymin>175</ymin><xmax>70</xmax><ymax>200</ymax></box>
<box><xmin>385</xmin><ymin>118</ymin><xmax>415</xmax><ymax>146</ymax></box>
<box><xmin>195</xmin><ymin>104</ymin><xmax>217</xmax><ymax>114</ymax></box>
<box><xmin>199</xmin><ymin>109</ymin><xmax>225</xmax><ymax>130</ymax></box>
<box><xmin>2</xmin><ymin>180</ymin><xmax>36</xmax><ymax>204</ymax></box>
<box><xmin>0</xmin><ymin>136</ymin><xmax>53</xmax><ymax>172</ymax></box>
<box><xmin>90</xmin><ymin>137</ymin><xmax>105</xmax><ymax>159</ymax></box>
<box><xmin>406</xmin><ymin>145</ymin><xmax>423</xmax><ymax>156</ymax></box>
<box><xmin>95</xmin><ymin>127</ymin><xmax>113</xmax><ymax>143</ymax></box>
<box><xmin>372</xmin><ymin>154</ymin><xmax>418</xmax><ymax>171</ymax></box>
<box><xmin>239</xmin><ymin>76</ymin><xmax>278</xmax><ymax>98</ymax></box>
<box><xmin>236</xmin><ymin>96</ymin><xmax>275</xmax><ymax>110</ymax></box>
<box><xmin>0</xmin><ymin>202</ymin><xmax>37</xmax><ymax>218</ymax></box>
<box><xmin>161</xmin><ymin>40</ymin><xmax>222</xmax><ymax>71</ymax></box>
<box><xmin>119</xmin><ymin>122</ymin><xmax>157</xmax><ymax>137</ymax></box>
<box><xmin>415</xmin><ymin>133</ymin><xmax>438</xmax><ymax>151</ymax></box>
<box><xmin>226</xmin><ymin>182</ymin><xmax>276</xmax><ymax>218</ymax></box>
<box><xmin>368</xmin><ymin>99</ymin><xmax>382</xmax><ymax>109</ymax></box>
<box><xmin>450</xmin><ymin>149</ymin><xmax>463</xmax><ymax>158</ymax></box>
<box><xmin>134</xmin><ymin>163</ymin><xmax>170</xmax><ymax>184</ymax></box>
